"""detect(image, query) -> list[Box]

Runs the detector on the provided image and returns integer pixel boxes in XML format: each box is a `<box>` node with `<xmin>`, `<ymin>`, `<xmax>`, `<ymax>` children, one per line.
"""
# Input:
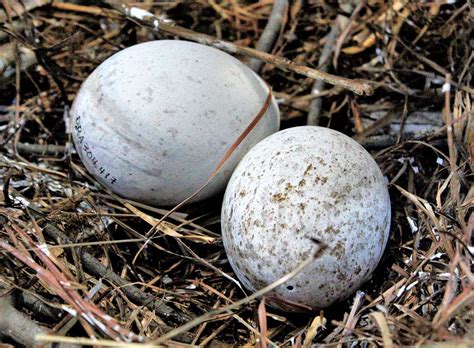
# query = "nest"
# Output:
<box><xmin>0</xmin><ymin>1</ymin><xmax>472</xmax><ymax>347</ymax></box>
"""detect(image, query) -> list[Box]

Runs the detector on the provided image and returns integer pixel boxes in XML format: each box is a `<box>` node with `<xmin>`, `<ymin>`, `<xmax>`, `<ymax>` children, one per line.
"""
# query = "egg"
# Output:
<box><xmin>221</xmin><ymin>126</ymin><xmax>391</xmax><ymax>311</ymax></box>
<box><xmin>71</xmin><ymin>40</ymin><xmax>280</xmax><ymax>206</ymax></box>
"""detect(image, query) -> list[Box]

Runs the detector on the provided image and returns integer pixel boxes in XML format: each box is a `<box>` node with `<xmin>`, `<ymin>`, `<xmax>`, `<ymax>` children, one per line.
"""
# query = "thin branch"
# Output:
<box><xmin>153</xmin><ymin>242</ymin><xmax>327</xmax><ymax>344</ymax></box>
<box><xmin>307</xmin><ymin>18</ymin><xmax>340</xmax><ymax>125</ymax></box>
<box><xmin>41</xmin><ymin>223</ymin><xmax>194</xmax><ymax>330</ymax></box>
<box><xmin>248</xmin><ymin>0</ymin><xmax>288</xmax><ymax>72</ymax></box>
<box><xmin>15</xmin><ymin>142</ymin><xmax>66</xmax><ymax>155</ymax></box>
<box><xmin>0</xmin><ymin>295</ymin><xmax>48</xmax><ymax>347</ymax></box>
<box><xmin>54</xmin><ymin>1</ymin><xmax>374</xmax><ymax>95</ymax></box>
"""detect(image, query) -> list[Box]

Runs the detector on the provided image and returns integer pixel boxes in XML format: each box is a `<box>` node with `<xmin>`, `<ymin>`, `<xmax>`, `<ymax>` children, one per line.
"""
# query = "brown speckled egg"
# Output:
<box><xmin>221</xmin><ymin>126</ymin><xmax>391</xmax><ymax>311</ymax></box>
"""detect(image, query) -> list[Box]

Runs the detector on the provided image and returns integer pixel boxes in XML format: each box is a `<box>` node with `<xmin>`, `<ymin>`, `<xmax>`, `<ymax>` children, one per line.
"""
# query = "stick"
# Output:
<box><xmin>0</xmin><ymin>0</ymin><xmax>51</xmax><ymax>22</ymax></box>
<box><xmin>0</xmin><ymin>295</ymin><xmax>48</xmax><ymax>347</ymax></box>
<box><xmin>153</xmin><ymin>242</ymin><xmax>326</xmax><ymax>344</ymax></box>
<box><xmin>337</xmin><ymin>291</ymin><xmax>366</xmax><ymax>347</ymax></box>
<box><xmin>358</xmin><ymin>131</ymin><xmax>445</xmax><ymax>149</ymax></box>
<box><xmin>52</xmin><ymin>1</ymin><xmax>373</xmax><ymax>95</ymax></box>
<box><xmin>307</xmin><ymin>19</ymin><xmax>340</xmax><ymax>125</ymax></box>
<box><xmin>41</xmin><ymin>223</ymin><xmax>194</xmax><ymax>329</ymax></box>
<box><xmin>248</xmin><ymin>0</ymin><xmax>288</xmax><ymax>72</ymax></box>
<box><xmin>15</xmin><ymin>142</ymin><xmax>66</xmax><ymax>155</ymax></box>
<box><xmin>14</xmin><ymin>289</ymin><xmax>64</xmax><ymax>321</ymax></box>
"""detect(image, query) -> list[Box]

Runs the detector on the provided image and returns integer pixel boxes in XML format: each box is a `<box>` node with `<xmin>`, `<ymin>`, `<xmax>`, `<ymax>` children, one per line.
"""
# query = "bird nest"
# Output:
<box><xmin>0</xmin><ymin>1</ymin><xmax>472</xmax><ymax>347</ymax></box>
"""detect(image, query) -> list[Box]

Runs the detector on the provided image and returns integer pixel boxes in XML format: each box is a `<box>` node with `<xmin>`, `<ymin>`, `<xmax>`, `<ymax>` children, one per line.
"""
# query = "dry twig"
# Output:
<box><xmin>248</xmin><ymin>0</ymin><xmax>288</xmax><ymax>72</ymax></box>
<box><xmin>0</xmin><ymin>295</ymin><xmax>48</xmax><ymax>347</ymax></box>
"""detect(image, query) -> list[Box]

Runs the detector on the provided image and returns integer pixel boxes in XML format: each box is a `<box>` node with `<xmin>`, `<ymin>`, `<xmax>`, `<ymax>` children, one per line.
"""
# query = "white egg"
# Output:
<box><xmin>221</xmin><ymin>126</ymin><xmax>391</xmax><ymax>311</ymax></box>
<box><xmin>71</xmin><ymin>40</ymin><xmax>280</xmax><ymax>206</ymax></box>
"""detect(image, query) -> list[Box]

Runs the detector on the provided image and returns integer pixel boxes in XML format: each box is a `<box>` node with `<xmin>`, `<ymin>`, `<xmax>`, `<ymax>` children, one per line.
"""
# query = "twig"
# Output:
<box><xmin>56</xmin><ymin>1</ymin><xmax>373</xmax><ymax>95</ymax></box>
<box><xmin>41</xmin><ymin>223</ymin><xmax>194</xmax><ymax>328</ymax></box>
<box><xmin>2</xmin><ymin>224</ymin><xmax>143</xmax><ymax>342</ymax></box>
<box><xmin>307</xmin><ymin>18</ymin><xmax>340</xmax><ymax>125</ymax></box>
<box><xmin>15</xmin><ymin>221</ymin><xmax>212</xmax><ymax>343</ymax></box>
<box><xmin>248</xmin><ymin>0</ymin><xmax>288</xmax><ymax>72</ymax></box>
<box><xmin>337</xmin><ymin>291</ymin><xmax>366</xmax><ymax>347</ymax></box>
<box><xmin>441</xmin><ymin>75</ymin><xmax>460</xmax><ymax>206</ymax></box>
<box><xmin>333</xmin><ymin>1</ymin><xmax>364</xmax><ymax>69</ymax></box>
<box><xmin>0</xmin><ymin>295</ymin><xmax>48</xmax><ymax>347</ymax></box>
<box><xmin>396</xmin><ymin>37</ymin><xmax>449</xmax><ymax>76</ymax></box>
<box><xmin>353</xmin><ymin>109</ymin><xmax>399</xmax><ymax>141</ymax></box>
<box><xmin>15</xmin><ymin>142</ymin><xmax>66</xmax><ymax>155</ymax></box>
<box><xmin>0</xmin><ymin>0</ymin><xmax>51</xmax><ymax>22</ymax></box>
<box><xmin>14</xmin><ymin>289</ymin><xmax>64</xmax><ymax>321</ymax></box>
<box><xmin>198</xmin><ymin>319</ymin><xmax>232</xmax><ymax>346</ymax></box>
<box><xmin>1</xmin><ymin>283</ymin><xmax>63</xmax><ymax>321</ymax></box>
<box><xmin>358</xmin><ymin>130</ymin><xmax>445</xmax><ymax>149</ymax></box>
<box><xmin>126</xmin><ymin>6</ymin><xmax>373</xmax><ymax>95</ymax></box>
<box><xmin>35</xmin><ymin>333</ymin><xmax>160</xmax><ymax>347</ymax></box>
<box><xmin>153</xmin><ymin>242</ymin><xmax>326</xmax><ymax>344</ymax></box>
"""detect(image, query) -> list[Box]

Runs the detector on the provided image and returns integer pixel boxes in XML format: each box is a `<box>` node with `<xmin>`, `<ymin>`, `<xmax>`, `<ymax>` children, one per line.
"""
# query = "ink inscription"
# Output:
<box><xmin>74</xmin><ymin>115</ymin><xmax>117</xmax><ymax>185</ymax></box>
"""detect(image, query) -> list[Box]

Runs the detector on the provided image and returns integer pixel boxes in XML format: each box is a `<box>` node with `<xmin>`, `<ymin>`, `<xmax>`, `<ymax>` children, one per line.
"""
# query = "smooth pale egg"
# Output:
<box><xmin>71</xmin><ymin>40</ymin><xmax>280</xmax><ymax>206</ymax></box>
<box><xmin>221</xmin><ymin>126</ymin><xmax>391</xmax><ymax>311</ymax></box>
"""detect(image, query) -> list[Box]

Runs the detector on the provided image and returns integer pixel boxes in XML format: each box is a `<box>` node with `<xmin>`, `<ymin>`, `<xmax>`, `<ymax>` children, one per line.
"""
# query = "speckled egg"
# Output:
<box><xmin>221</xmin><ymin>126</ymin><xmax>391</xmax><ymax>311</ymax></box>
<box><xmin>71</xmin><ymin>40</ymin><xmax>279</xmax><ymax>206</ymax></box>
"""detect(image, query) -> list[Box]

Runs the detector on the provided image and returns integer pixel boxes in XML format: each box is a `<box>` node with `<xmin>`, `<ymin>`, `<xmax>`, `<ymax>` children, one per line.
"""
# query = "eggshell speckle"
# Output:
<box><xmin>221</xmin><ymin>126</ymin><xmax>391</xmax><ymax>311</ymax></box>
<box><xmin>71</xmin><ymin>40</ymin><xmax>279</xmax><ymax>206</ymax></box>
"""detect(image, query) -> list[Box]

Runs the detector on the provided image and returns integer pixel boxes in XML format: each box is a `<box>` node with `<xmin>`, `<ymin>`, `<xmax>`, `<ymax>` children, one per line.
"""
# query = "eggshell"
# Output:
<box><xmin>71</xmin><ymin>40</ymin><xmax>280</xmax><ymax>206</ymax></box>
<box><xmin>221</xmin><ymin>126</ymin><xmax>391</xmax><ymax>311</ymax></box>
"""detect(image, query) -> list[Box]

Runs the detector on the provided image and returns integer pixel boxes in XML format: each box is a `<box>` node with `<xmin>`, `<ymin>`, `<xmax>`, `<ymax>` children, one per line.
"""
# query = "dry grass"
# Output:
<box><xmin>0</xmin><ymin>1</ymin><xmax>472</xmax><ymax>347</ymax></box>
